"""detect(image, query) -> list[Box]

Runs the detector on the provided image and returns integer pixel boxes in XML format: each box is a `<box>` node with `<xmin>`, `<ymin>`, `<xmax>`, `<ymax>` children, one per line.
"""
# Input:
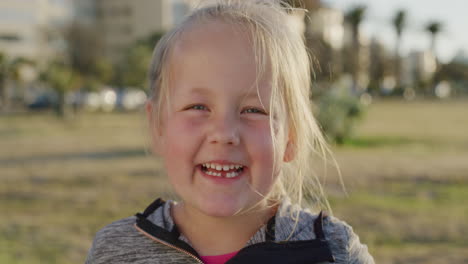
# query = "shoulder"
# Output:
<box><xmin>275</xmin><ymin>201</ymin><xmax>374</xmax><ymax>264</ymax></box>
<box><xmin>89</xmin><ymin>216</ymin><xmax>143</xmax><ymax>250</ymax></box>
<box><xmin>93</xmin><ymin>216</ymin><xmax>137</xmax><ymax>240</ymax></box>
<box><xmin>322</xmin><ymin>215</ymin><xmax>375</xmax><ymax>264</ymax></box>
<box><xmin>86</xmin><ymin>216</ymin><xmax>177</xmax><ymax>263</ymax></box>
<box><xmin>85</xmin><ymin>216</ymin><xmax>146</xmax><ymax>264</ymax></box>
<box><xmin>85</xmin><ymin>200</ymin><xmax>194</xmax><ymax>264</ymax></box>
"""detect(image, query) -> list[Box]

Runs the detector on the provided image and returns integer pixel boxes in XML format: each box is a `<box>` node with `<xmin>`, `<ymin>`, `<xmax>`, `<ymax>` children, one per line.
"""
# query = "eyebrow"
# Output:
<box><xmin>242</xmin><ymin>87</ymin><xmax>263</xmax><ymax>101</ymax></box>
<box><xmin>186</xmin><ymin>87</ymin><xmax>214</xmax><ymax>96</ymax></box>
<box><xmin>243</xmin><ymin>92</ymin><xmax>261</xmax><ymax>100</ymax></box>
<box><xmin>187</xmin><ymin>86</ymin><xmax>262</xmax><ymax>100</ymax></box>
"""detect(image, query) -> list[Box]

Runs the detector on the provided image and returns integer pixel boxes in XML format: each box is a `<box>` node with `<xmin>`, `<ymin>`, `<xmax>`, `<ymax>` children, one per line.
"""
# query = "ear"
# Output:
<box><xmin>145</xmin><ymin>100</ymin><xmax>153</xmax><ymax>122</ymax></box>
<box><xmin>283</xmin><ymin>133</ymin><xmax>296</xmax><ymax>163</ymax></box>
<box><xmin>146</xmin><ymin>101</ymin><xmax>164</xmax><ymax>155</ymax></box>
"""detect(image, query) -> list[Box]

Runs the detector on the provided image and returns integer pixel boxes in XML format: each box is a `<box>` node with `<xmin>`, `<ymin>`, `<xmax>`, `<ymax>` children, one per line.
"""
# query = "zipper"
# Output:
<box><xmin>134</xmin><ymin>223</ymin><xmax>203</xmax><ymax>264</ymax></box>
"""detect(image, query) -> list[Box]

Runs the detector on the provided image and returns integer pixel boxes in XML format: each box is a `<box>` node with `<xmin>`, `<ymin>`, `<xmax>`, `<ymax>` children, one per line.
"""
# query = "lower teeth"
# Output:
<box><xmin>204</xmin><ymin>170</ymin><xmax>239</xmax><ymax>178</ymax></box>
<box><xmin>226</xmin><ymin>172</ymin><xmax>238</xmax><ymax>178</ymax></box>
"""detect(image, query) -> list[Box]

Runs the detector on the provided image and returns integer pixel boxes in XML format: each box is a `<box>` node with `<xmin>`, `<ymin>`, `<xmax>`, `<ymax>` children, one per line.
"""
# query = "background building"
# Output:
<box><xmin>0</xmin><ymin>0</ymin><xmax>72</xmax><ymax>62</ymax></box>
<box><xmin>93</xmin><ymin>0</ymin><xmax>191</xmax><ymax>63</ymax></box>
<box><xmin>402</xmin><ymin>50</ymin><xmax>437</xmax><ymax>86</ymax></box>
<box><xmin>308</xmin><ymin>7</ymin><xmax>344</xmax><ymax>50</ymax></box>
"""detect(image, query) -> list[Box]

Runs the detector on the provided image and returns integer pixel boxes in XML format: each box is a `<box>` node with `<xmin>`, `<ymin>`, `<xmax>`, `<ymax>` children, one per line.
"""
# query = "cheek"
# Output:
<box><xmin>161</xmin><ymin>116</ymin><xmax>204</xmax><ymax>169</ymax></box>
<box><xmin>248</xmin><ymin>121</ymin><xmax>274</xmax><ymax>156</ymax></box>
<box><xmin>246</xmin><ymin>122</ymin><xmax>276</xmax><ymax>176</ymax></box>
<box><xmin>247</xmin><ymin>121</ymin><xmax>287</xmax><ymax>193</ymax></box>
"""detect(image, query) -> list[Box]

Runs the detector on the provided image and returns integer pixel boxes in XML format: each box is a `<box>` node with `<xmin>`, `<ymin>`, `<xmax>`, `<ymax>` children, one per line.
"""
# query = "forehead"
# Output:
<box><xmin>167</xmin><ymin>20</ymin><xmax>271</xmax><ymax>99</ymax></box>
<box><xmin>171</xmin><ymin>20</ymin><xmax>253</xmax><ymax>65</ymax></box>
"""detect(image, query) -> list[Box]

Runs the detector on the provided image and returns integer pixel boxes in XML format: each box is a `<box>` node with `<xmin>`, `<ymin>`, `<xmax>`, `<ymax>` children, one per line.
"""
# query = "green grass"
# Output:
<box><xmin>1</xmin><ymin>100</ymin><xmax>467</xmax><ymax>263</ymax></box>
<box><xmin>343</xmin><ymin>136</ymin><xmax>421</xmax><ymax>147</ymax></box>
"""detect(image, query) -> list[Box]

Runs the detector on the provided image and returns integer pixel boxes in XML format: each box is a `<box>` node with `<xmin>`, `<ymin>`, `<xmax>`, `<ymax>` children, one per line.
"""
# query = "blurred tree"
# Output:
<box><xmin>317</xmin><ymin>86</ymin><xmax>364</xmax><ymax>144</ymax></box>
<box><xmin>309</xmin><ymin>37</ymin><xmax>337</xmax><ymax>83</ymax></box>
<box><xmin>0</xmin><ymin>53</ymin><xmax>6</xmax><ymax>110</ymax></box>
<box><xmin>345</xmin><ymin>5</ymin><xmax>366</xmax><ymax>93</ymax></box>
<box><xmin>136</xmin><ymin>32</ymin><xmax>165</xmax><ymax>49</ymax></box>
<box><xmin>284</xmin><ymin>0</ymin><xmax>321</xmax><ymax>10</ymax></box>
<box><xmin>64</xmin><ymin>23</ymin><xmax>113</xmax><ymax>91</ymax></box>
<box><xmin>37</xmin><ymin>22</ymin><xmax>114</xmax><ymax>115</ymax></box>
<box><xmin>0</xmin><ymin>55</ymin><xmax>35</xmax><ymax>110</ymax></box>
<box><xmin>425</xmin><ymin>21</ymin><xmax>443</xmax><ymax>58</ymax></box>
<box><xmin>438</xmin><ymin>62</ymin><xmax>468</xmax><ymax>81</ymax></box>
<box><xmin>368</xmin><ymin>39</ymin><xmax>391</xmax><ymax>96</ymax></box>
<box><xmin>117</xmin><ymin>45</ymin><xmax>152</xmax><ymax>89</ymax></box>
<box><xmin>116</xmin><ymin>32</ymin><xmax>164</xmax><ymax>90</ymax></box>
<box><xmin>285</xmin><ymin>0</ymin><xmax>366</xmax><ymax>143</ymax></box>
<box><xmin>66</xmin><ymin>23</ymin><xmax>102</xmax><ymax>76</ymax></box>
<box><xmin>40</xmin><ymin>61</ymin><xmax>80</xmax><ymax>117</ymax></box>
<box><xmin>424</xmin><ymin>21</ymin><xmax>443</xmax><ymax>96</ymax></box>
<box><xmin>392</xmin><ymin>9</ymin><xmax>407</xmax><ymax>89</ymax></box>
<box><xmin>285</xmin><ymin>0</ymin><xmax>341</xmax><ymax>84</ymax></box>
<box><xmin>436</xmin><ymin>61</ymin><xmax>468</xmax><ymax>95</ymax></box>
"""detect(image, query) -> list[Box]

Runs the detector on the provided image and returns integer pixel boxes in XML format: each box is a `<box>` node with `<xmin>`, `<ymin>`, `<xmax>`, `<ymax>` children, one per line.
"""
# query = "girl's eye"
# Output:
<box><xmin>242</xmin><ymin>107</ymin><xmax>267</xmax><ymax>115</ymax></box>
<box><xmin>186</xmin><ymin>104</ymin><xmax>207</xmax><ymax>111</ymax></box>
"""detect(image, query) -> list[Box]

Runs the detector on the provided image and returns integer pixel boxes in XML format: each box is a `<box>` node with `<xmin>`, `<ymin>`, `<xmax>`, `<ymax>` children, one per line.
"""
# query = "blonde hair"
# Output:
<box><xmin>148</xmin><ymin>0</ymin><xmax>333</xmax><ymax>213</ymax></box>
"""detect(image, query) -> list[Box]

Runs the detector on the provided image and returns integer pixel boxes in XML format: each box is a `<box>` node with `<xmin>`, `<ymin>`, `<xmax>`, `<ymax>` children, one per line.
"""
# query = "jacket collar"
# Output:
<box><xmin>135</xmin><ymin>198</ymin><xmax>335</xmax><ymax>263</ymax></box>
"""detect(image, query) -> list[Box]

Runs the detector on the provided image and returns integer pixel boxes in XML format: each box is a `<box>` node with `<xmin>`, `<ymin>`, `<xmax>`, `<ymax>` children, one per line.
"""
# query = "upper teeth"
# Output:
<box><xmin>202</xmin><ymin>163</ymin><xmax>243</xmax><ymax>171</ymax></box>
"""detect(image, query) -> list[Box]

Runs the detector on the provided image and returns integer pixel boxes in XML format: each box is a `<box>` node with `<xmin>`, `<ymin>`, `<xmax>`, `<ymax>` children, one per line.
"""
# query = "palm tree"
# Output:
<box><xmin>424</xmin><ymin>21</ymin><xmax>443</xmax><ymax>96</ymax></box>
<box><xmin>0</xmin><ymin>53</ymin><xmax>6</xmax><ymax>110</ymax></box>
<box><xmin>345</xmin><ymin>5</ymin><xmax>366</xmax><ymax>93</ymax></box>
<box><xmin>392</xmin><ymin>9</ymin><xmax>406</xmax><ymax>88</ymax></box>
<box><xmin>40</xmin><ymin>61</ymin><xmax>80</xmax><ymax>117</ymax></box>
<box><xmin>425</xmin><ymin>21</ymin><xmax>442</xmax><ymax>58</ymax></box>
<box><xmin>0</xmin><ymin>55</ymin><xmax>34</xmax><ymax>111</ymax></box>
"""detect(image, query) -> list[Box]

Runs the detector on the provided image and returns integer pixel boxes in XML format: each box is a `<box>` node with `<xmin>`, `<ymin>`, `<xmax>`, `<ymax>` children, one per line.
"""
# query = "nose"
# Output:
<box><xmin>208</xmin><ymin>116</ymin><xmax>240</xmax><ymax>146</ymax></box>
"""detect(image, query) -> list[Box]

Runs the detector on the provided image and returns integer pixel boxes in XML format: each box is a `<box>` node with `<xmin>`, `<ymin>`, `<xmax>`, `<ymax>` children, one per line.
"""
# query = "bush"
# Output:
<box><xmin>316</xmin><ymin>87</ymin><xmax>365</xmax><ymax>144</ymax></box>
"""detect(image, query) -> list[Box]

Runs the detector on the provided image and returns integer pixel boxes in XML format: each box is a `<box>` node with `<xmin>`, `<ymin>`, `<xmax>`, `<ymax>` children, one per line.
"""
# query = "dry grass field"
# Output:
<box><xmin>1</xmin><ymin>99</ymin><xmax>467</xmax><ymax>264</ymax></box>
<box><xmin>328</xmin><ymin>100</ymin><xmax>468</xmax><ymax>264</ymax></box>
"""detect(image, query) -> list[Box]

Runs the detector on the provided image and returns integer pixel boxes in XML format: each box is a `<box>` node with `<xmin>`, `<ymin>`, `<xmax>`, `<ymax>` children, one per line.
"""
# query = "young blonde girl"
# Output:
<box><xmin>86</xmin><ymin>1</ymin><xmax>374</xmax><ymax>263</ymax></box>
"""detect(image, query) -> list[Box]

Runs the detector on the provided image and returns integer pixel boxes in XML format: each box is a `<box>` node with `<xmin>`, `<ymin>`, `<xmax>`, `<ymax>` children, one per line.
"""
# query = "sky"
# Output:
<box><xmin>323</xmin><ymin>0</ymin><xmax>468</xmax><ymax>63</ymax></box>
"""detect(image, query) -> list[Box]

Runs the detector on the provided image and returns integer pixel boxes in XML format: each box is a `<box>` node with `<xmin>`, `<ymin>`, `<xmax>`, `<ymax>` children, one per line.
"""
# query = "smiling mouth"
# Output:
<box><xmin>199</xmin><ymin>163</ymin><xmax>245</xmax><ymax>178</ymax></box>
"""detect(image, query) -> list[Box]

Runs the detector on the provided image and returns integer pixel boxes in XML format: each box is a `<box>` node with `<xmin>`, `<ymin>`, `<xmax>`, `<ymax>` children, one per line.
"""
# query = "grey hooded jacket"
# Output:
<box><xmin>86</xmin><ymin>198</ymin><xmax>374</xmax><ymax>264</ymax></box>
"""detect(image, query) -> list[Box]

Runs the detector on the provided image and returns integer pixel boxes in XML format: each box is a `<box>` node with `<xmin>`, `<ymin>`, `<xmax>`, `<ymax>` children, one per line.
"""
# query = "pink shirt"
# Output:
<box><xmin>200</xmin><ymin>251</ymin><xmax>239</xmax><ymax>264</ymax></box>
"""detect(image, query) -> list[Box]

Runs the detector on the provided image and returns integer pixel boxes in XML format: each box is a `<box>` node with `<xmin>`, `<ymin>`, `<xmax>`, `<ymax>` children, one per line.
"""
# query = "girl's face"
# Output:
<box><xmin>151</xmin><ymin>22</ymin><xmax>286</xmax><ymax>217</ymax></box>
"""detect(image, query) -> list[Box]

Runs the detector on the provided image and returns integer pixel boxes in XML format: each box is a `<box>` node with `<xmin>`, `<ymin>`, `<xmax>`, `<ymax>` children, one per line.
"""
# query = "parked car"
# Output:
<box><xmin>117</xmin><ymin>88</ymin><xmax>147</xmax><ymax>111</ymax></box>
<box><xmin>27</xmin><ymin>92</ymin><xmax>58</xmax><ymax>110</ymax></box>
<box><xmin>68</xmin><ymin>87</ymin><xmax>117</xmax><ymax>112</ymax></box>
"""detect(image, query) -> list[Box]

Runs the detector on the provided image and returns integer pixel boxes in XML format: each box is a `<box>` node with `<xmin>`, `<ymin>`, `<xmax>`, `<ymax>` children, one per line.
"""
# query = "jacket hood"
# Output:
<box><xmin>144</xmin><ymin>198</ymin><xmax>324</xmax><ymax>245</ymax></box>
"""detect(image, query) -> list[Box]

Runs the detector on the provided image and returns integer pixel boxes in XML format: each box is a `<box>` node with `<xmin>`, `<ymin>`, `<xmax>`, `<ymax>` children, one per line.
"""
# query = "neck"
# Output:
<box><xmin>172</xmin><ymin>201</ymin><xmax>277</xmax><ymax>256</ymax></box>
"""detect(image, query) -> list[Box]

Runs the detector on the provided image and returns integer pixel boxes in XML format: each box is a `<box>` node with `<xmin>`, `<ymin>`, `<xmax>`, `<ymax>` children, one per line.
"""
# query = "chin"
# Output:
<box><xmin>194</xmin><ymin>196</ymin><xmax>248</xmax><ymax>218</ymax></box>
